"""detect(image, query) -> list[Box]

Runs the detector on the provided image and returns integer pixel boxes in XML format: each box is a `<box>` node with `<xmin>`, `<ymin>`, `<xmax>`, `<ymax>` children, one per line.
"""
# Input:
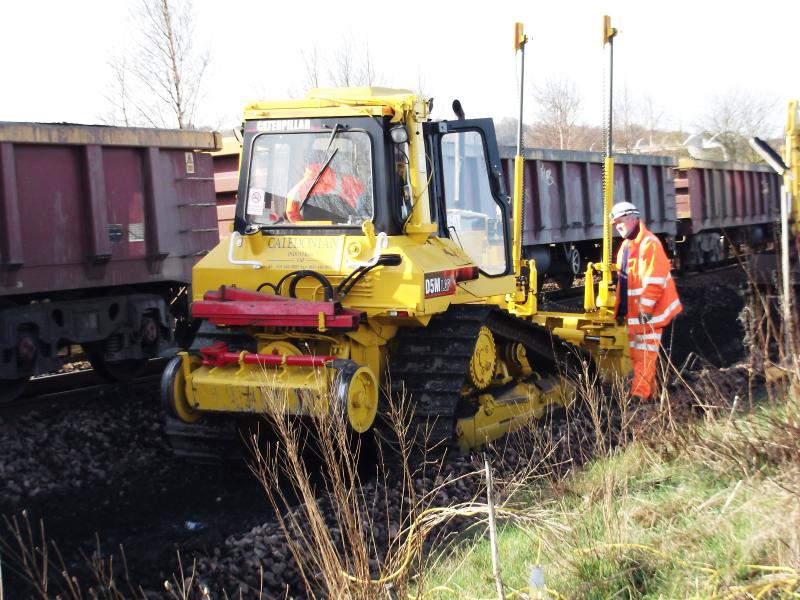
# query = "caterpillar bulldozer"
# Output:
<box><xmin>161</xmin><ymin>22</ymin><xmax>631</xmax><ymax>459</ymax></box>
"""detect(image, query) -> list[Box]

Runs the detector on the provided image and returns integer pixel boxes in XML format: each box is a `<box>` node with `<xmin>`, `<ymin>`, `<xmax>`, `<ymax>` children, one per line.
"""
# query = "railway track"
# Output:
<box><xmin>1</xmin><ymin>359</ymin><xmax>165</xmax><ymax>416</ymax></box>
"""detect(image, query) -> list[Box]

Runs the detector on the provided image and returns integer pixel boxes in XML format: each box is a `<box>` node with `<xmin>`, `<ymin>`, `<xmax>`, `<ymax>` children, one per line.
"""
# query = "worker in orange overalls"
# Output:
<box><xmin>611</xmin><ymin>201</ymin><xmax>683</xmax><ymax>400</ymax></box>
<box><xmin>285</xmin><ymin>152</ymin><xmax>366</xmax><ymax>223</ymax></box>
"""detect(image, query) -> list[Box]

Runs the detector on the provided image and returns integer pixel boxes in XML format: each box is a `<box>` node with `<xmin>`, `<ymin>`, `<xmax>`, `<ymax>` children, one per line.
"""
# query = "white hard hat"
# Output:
<box><xmin>610</xmin><ymin>201</ymin><xmax>640</xmax><ymax>221</ymax></box>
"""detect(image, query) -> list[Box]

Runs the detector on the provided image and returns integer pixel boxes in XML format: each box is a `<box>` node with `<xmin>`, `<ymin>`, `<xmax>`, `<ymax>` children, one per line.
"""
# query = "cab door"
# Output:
<box><xmin>424</xmin><ymin>119</ymin><xmax>511</xmax><ymax>277</ymax></box>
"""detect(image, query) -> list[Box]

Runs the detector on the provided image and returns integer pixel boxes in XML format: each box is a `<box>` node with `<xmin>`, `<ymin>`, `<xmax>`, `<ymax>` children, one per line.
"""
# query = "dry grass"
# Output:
<box><xmin>418</xmin><ymin>273</ymin><xmax>800</xmax><ymax>599</ymax></box>
<box><xmin>0</xmin><ymin>511</ymin><xmax>203</xmax><ymax>600</ymax></box>
<box><xmin>246</xmin><ymin>380</ymin><xmax>496</xmax><ymax>599</ymax></box>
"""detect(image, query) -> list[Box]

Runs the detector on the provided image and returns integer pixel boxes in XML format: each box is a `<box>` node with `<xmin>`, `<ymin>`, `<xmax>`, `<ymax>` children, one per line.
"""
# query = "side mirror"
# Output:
<box><xmin>390</xmin><ymin>124</ymin><xmax>408</xmax><ymax>144</ymax></box>
<box><xmin>233</xmin><ymin>125</ymin><xmax>244</xmax><ymax>143</ymax></box>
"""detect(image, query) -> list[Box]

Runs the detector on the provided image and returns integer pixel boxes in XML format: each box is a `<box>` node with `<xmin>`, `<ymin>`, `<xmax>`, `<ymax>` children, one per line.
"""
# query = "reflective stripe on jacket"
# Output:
<box><xmin>615</xmin><ymin>223</ymin><xmax>682</xmax><ymax>333</ymax></box>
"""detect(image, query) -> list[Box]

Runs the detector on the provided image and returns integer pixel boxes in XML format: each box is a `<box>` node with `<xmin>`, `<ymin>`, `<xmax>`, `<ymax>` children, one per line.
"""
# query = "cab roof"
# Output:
<box><xmin>243</xmin><ymin>87</ymin><xmax>424</xmax><ymax>122</ymax></box>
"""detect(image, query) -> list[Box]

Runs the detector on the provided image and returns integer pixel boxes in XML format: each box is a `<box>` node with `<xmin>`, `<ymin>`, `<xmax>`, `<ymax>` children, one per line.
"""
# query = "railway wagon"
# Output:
<box><xmin>0</xmin><ymin>122</ymin><xmax>221</xmax><ymax>401</ymax></box>
<box><xmin>208</xmin><ymin>141</ymin><xmax>781</xmax><ymax>288</ymax></box>
<box><xmin>673</xmin><ymin>159</ymin><xmax>780</xmax><ymax>269</ymax></box>
<box><xmin>498</xmin><ymin>148</ymin><xmax>781</xmax><ymax>285</ymax></box>
<box><xmin>211</xmin><ymin>135</ymin><xmax>240</xmax><ymax>238</ymax></box>
<box><xmin>499</xmin><ymin>147</ymin><xmax>676</xmax><ymax>287</ymax></box>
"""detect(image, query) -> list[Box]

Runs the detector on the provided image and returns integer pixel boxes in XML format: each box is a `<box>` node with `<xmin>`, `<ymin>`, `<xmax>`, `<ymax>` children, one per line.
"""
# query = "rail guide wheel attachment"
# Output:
<box><xmin>161</xmin><ymin>353</ymin><xmax>202</xmax><ymax>423</ymax></box>
<box><xmin>468</xmin><ymin>326</ymin><xmax>496</xmax><ymax>391</ymax></box>
<box><xmin>335</xmin><ymin>362</ymin><xmax>378</xmax><ymax>433</ymax></box>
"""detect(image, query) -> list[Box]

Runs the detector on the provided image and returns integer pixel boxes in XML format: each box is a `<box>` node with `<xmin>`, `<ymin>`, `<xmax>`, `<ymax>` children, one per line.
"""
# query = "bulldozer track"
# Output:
<box><xmin>164</xmin><ymin>416</ymin><xmax>244</xmax><ymax>464</ymax></box>
<box><xmin>384</xmin><ymin>304</ymin><xmax>578</xmax><ymax>457</ymax></box>
<box><xmin>165</xmin><ymin>305</ymin><xmax>582</xmax><ymax>466</ymax></box>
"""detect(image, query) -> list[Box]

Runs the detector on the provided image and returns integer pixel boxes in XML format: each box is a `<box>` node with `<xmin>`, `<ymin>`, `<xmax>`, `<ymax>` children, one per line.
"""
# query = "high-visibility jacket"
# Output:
<box><xmin>286</xmin><ymin>164</ymin><xmax>365</xmax><ymax>222</ymax></box>
<box><xmin>615</xmin><ymin>223</ymin><xmax>682</xmax><ymax>334</ymax></box>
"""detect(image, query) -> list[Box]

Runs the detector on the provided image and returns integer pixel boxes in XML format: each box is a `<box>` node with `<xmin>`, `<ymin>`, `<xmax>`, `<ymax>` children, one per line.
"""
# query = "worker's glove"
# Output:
<box><xmin>638</xmin><ymin>310</ymin><xmax>653</xmax><ymax>325</ymax></box>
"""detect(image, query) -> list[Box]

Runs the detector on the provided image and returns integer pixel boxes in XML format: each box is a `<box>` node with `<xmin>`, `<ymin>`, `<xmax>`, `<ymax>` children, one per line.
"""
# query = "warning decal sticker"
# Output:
<box><xmin>247</xmin><ymin>188</ymin><xmax>266</xmax><ymax>215</ymax></box>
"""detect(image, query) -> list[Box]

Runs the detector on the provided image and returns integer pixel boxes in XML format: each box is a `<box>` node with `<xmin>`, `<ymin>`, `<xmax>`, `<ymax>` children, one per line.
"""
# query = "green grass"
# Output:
<box><xmin>416</xmin><ymin>402</ymin><xmax>800</xmax><ymax>599</ymax></box>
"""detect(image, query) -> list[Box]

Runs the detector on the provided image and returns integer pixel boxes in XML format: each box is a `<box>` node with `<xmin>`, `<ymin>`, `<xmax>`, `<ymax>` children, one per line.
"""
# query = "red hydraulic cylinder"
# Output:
<box><xmin>199</xmin><ymin>341</ymin><xmax>336</xmax><ymax>368</ymax></box>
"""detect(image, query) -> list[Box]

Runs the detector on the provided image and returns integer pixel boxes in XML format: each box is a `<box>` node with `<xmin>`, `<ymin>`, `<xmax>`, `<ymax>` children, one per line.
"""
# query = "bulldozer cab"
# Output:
<box><xmin>233</xmin><ymin>105</ymin><xmax>512</xmax><ymax>283</ymax></box>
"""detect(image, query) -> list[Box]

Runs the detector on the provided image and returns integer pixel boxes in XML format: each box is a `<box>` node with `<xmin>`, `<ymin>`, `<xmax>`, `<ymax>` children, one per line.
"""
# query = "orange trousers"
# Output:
<box><xmin>628</xmin><ymin>329</ymin><xmax>662</xmax><ymax>399</ymax></box>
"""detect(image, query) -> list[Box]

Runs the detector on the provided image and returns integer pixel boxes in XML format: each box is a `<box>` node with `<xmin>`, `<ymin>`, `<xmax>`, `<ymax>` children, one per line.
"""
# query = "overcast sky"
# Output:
<box><xmin>1</xmin><ymin>0</ymin><xmax>797</xmax><ymax>136</ymax></box>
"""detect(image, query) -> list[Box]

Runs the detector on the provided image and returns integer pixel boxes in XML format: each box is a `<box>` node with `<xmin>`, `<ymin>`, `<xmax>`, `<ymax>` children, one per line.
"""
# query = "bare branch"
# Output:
<box><xmin>103</xmin><ymin>0</ymin><xmax>209</xmax><ymax>129</ymax></box>
<box><xmin>696</xmin><ymin>90</ymin><xmax>779</xmax><ymax>162</ymax></box>
<box><xmin>530</xmin><ymin>77</ymin><xmax>582</xmax><ymax>150</ymax></box>
<box><xmin>301</xmin><ymin>45</ymin><xmax>322</xmax><ymax>91</ymax></box>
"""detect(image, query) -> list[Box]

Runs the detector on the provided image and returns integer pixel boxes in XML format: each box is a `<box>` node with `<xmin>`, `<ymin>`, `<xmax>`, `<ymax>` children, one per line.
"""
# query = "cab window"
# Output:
<box><xmin>441</xmin><ymin>131</ymin><xmax>507</xmax><ymax>275</ymax></box>
<box><xmin>245</xmin><ymin>130</ymin><xmax>374</xmax><ymax>227</ymax></box>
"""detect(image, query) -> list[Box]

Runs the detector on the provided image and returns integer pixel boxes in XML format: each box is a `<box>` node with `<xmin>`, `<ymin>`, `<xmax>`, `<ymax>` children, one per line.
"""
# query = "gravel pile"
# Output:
<box><xmin>184</xmin><ymin>361</ymin><xmax>757</xmax><ymax>599</ymax></box>
<box><xmin>183</xmin><ymin>400</ymin><xmax>633</xmax><ymax>599</ymax></box>
<box><xmin>0</xmin><ymin>263</ymin><xmax>756</xmax><ymax>598</ymax></box>
<box><xmin>0</xmin><ymin>361</ymin><xmax>755</xmax><ymax>599</ymax></box>
<box><xmin>0</xmin><ymin>382</ymin><xmax>168</xmax><ymax>506</ymax></box>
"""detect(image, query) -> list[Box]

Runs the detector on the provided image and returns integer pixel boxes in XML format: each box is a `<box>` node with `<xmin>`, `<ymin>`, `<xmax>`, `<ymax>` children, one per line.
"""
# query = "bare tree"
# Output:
<box><xmin>696</xmin><ymin>90</ymin><xmax>779</xmax><ymax>162</ymax></box>
<box><xmin>494</xmin><ymin>117</ymin><xmax>519</xmax><ymax>148</ymax></box>
<box><xmin>529</xmin><ymin>77</ymin><xmax>582</xmax><ymax>150</ymax></box>
<box><xmin>104</xmin><ymin>55</ymin><xmax>132</xmax><ymax>127</ymax></box>
<box><xmin>302</xmin><ymin>45</ymin><xmax>322</xmax><ymax>90</ymax></box>
<box><xmin>614</xmin><ymin>86</ymin><xmax>647</xmax><ymax>153</ymax></box>
<box><xmin>290</xmin><ymin>35</ymin><xmax>382</xmax><ymax>95</ymax></box>
<box><xmin>329</xmin><ymin>36</ymin><xmax>357</xmax><ymax>88</ymax></box>
<box><xmin>416</xmin><ymin>72</ymin><xmax>430</xmax><ymax>103</ymax></box>
<box><xmin>104</xmin><ymin>0</ymin><xmax>209</xmax><ymax>129</ymax></box>
<box><xmin>640</xmin><ymin>95</ymin><xmax>665</xmax><ymax>148</ymax></box>
<box><xmin>360</xmin><ymin>42</ymin><xmax>377</xmax><ymax>87</ymax></box>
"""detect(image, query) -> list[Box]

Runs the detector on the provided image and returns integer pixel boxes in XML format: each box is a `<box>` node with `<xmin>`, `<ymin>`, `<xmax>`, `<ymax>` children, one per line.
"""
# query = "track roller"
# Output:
<box><xmin>161</xmin><ymin>353</ymin><xmax>202</xmax><ymax>423</ymax></box>
<box><xmin>334</xmin><ymin>362</ymin><xmax>378</xmax><ymax>433</ymax></box>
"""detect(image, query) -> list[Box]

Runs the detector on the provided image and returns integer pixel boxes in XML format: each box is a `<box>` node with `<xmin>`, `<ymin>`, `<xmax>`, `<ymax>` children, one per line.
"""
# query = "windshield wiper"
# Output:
<box><xmin>298</xmin><ymin>124</ymin><xmax>341</xmax><ymax>211</ymax></box>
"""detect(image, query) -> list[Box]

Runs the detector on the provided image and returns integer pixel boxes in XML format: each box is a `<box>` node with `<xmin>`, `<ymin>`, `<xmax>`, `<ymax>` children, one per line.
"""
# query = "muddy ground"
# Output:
<box><xmin>0</xmin><ymin>266</ymin><xmax>754</xmax><ymax>598</ymax></box>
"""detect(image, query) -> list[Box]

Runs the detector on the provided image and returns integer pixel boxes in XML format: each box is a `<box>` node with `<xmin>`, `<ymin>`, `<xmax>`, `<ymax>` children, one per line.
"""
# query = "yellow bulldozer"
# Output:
<box><xmin>161</xmin><ymin>23</ymin><xmax>631</xmax><ymax>459</ymax></box>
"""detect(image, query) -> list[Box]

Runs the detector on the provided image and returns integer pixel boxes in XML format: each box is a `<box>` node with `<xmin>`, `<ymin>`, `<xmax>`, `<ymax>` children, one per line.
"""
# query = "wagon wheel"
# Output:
<box><xmin>84</xmin><ymin>314</ymin><xmax>160</xmax><ymax>382</ymax></box>
<box><xmin>711</xmin><ymin>245</ymin><xmax>721</xmax><ymax>265</ymax></box>
<box><xmin>84</xmin><ymin>342</ymin><xmax>149</xmax><ymax>382</ymax></box>
<box><xmin>567</xmin><ymin>246</ymin><xmax>584</xmax><ymax>278</ymax></box>
<box><xmin>0</xmin><ymin>298</ymin><xmax>30</xmax><ymax>404</ymax></box>
<box><xmin>671</xmin><ymin>248</ymin><xmax>684</xmax><ymax>274</ymax></box>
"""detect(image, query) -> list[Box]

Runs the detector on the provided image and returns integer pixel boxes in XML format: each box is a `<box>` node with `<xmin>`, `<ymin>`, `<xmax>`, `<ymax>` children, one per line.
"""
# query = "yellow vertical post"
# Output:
<box><xmin>783</xmin><ymin>100</ymin><xmax>800</xmax><ymax>388</ymax></box>
<box><xmin>512</xmin><ymin>155</ymin><xmax>524</xmax><ymax>278</ymax></box>
<box><xmin>787</xmin><ymin>100</ymin><xmax>799</xmax><ymax>236</ymax></box>
<box><xmin>512</xmin><ymin>23</ymin><xmax>528</xmax><ymax>281</ymax></box>
<box><xmin>598</xmin><ymin>156</ymin><xmax>615</xmax><ymax>308</ymax></box>
<box><xmin>597</xmin><ymin>15</ymin><xmax>618</xmax><ymax>311</ymax></box>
